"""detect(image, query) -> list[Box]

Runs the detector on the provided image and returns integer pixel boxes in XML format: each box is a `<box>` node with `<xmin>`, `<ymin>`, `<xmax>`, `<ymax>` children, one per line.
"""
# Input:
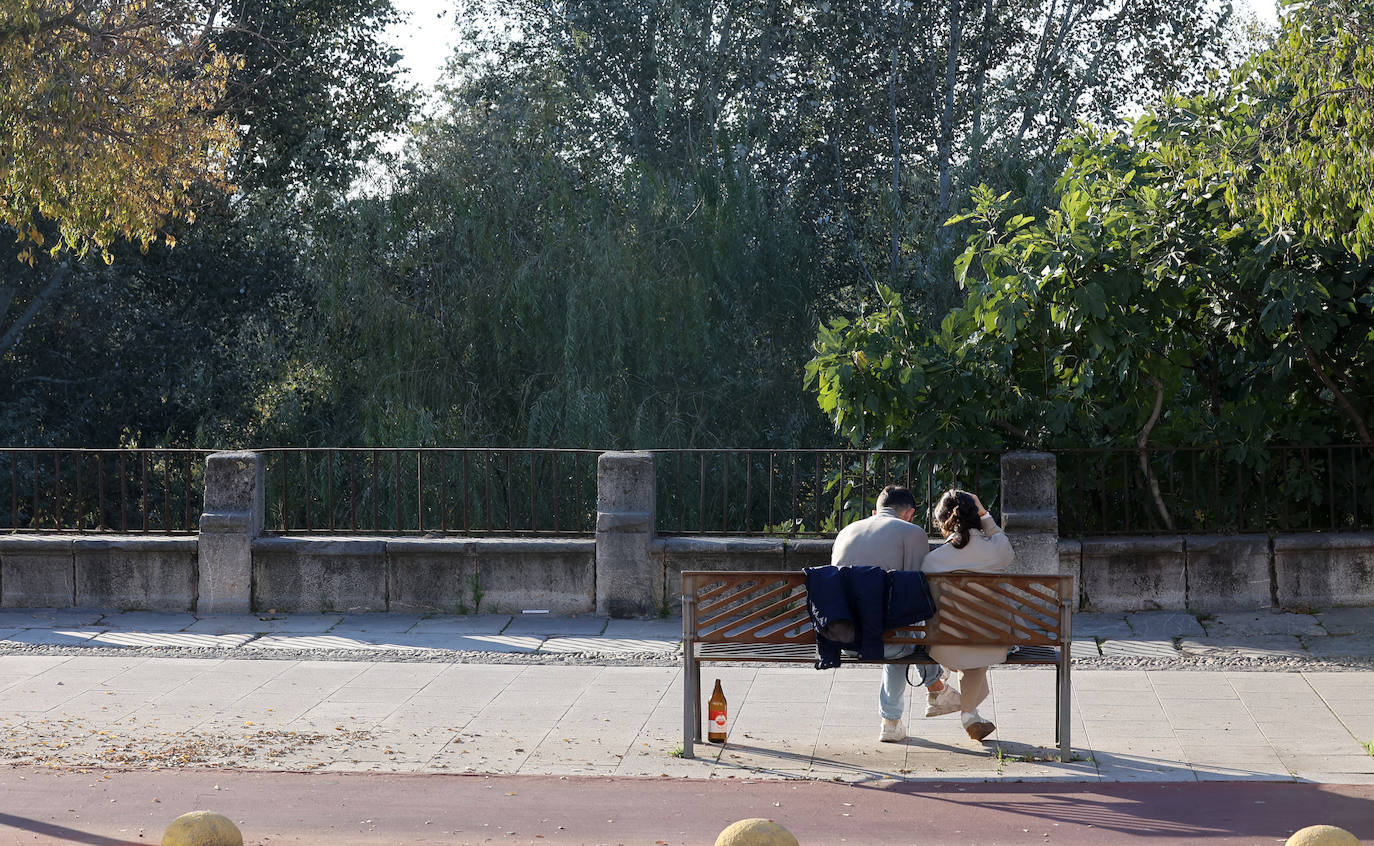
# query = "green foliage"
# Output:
<box><xmin>0</xmin><ymin>0</ymin><xmax>411</xmax><ymax>448</ymax></box>
<box><xmin>0</xmin><ymin>0</ymin><xmax>238</xmax><ymax>265</ymax></box>
<box><xmin>1215</xmin><ymin>0</ymin><xmax>1374</xmax><ymax>259</ymax></box>
<box><xmin>274</xmin><ymin>58</ymin><xmax>827</xmax><ymax>447</ymax></box>
<box><xmin>809</xmin><ymin>7</ymin><xmax>1374</xmax><ymax>454</ymax></box>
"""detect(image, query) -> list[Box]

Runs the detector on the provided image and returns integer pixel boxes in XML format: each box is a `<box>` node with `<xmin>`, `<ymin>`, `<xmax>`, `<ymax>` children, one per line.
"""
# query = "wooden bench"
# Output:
<box><xmin>680</xmin><ymin>570</ymin><xmax>1074</xmax><ymax>759</ymax></box>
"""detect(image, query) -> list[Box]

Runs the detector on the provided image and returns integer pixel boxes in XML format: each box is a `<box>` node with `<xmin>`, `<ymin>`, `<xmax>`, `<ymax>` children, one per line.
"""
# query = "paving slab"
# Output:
<box><xmin>331</xmin><ymin>613</ymin><xmax>427</xmax><ymax>633</ymax></box>
<box><xmin>1126</xmin><ymin>611</ymin><xmax>1206</xmax><ymax>638</ymax></box>
<box><xmin>1314</xmin><ymin>605</ymin><xmax>1374</xmax><ymax>635</ymax></box>
<box><xmin>186</xmin><ymin>614</ymin><xmax>344</xmax><ymax>634</ymax></box>
<box><xmin>1203</xmin><ymin>610</ymin><xmax>1324</xmax><ymax>637</ymax></box>
<box><xmin>0</xmin><ymin>628</ymin><xmax>102</xmax><ymax>646</ymax></box>
<box><xmin>539</xmin><ymin>636</ymin><xmax>678</xmax><ymax>654</ymax></box>
<box><xmin>1178</xmin><ymin>635</ymin><xmax>1310</xmax><ymax>659</ymax></box>
<box><xmin>406</xmin><ymin>614</ymin><xmax>511</xmax><ymax>634</ymax></box>
<box><xmin>90</xmin><ymin>631</ymin><xmax>256</xmax><ymax>649</ymax></box>
<box><xmin>1099</xmin><ymin>638</ymin><xmax>1179</xmax><ymax>658</ymax></box>
<box><xmin>1073</xmin><ymin>613</ymin><xmax>1133</xmax><ymax>638</ymax></box>
<box><xmin>93</xmin><ymin>610</ymin><xmax>197</xmax><ymax>631</ymax></box>
<box><xmin>603</xmin><ymin>617</ymin><xmax>684</xmax><ymax>638</ymax></box>
<box><xmin>1071</xmin><ymin>638</ymin><xmax>1100</xmax><ymax>659</ymax></box>
<box><xmin>1305</xmin><ymin>632</ymin><xmax>1374</xmax><ymax>659</ymax></box>
<box><xmin>0</xmin><ymin>609</ymin><xmax>104</xmax><ymax>627</ymax></box>
<box><xmin>503</xmin><ymin>614</ymin><xmax>606</xmax><ymax>636</ymax></box>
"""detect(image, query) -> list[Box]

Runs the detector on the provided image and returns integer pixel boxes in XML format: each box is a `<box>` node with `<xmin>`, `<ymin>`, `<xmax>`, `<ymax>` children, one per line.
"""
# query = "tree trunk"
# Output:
<box><xmin>1137</xmin><ymin>375</ymin><xmax>1176</xmax><ymax>532</ymax></box>
<box><xmin>1013</xmin><ymin>0</ymin><xmax>1080</xmax><ymax>155</ymax></box>
<box><xmin>889</xmin><ymin>0</ymin><xmax>905</xmax><ymax>288</ymax></box>
<box><xmin>1303</xmin><ymin>343</ymin><xmax>1374</xmax><ymax>449</ymax></box>
<box><xmin>968</xmin><ymin>0</ymin><xmax>995</xmax><ymax>175</ymax></box>
<box><xmin>935</xmin><ymin>0</ymin><xmax>963</xmax><ymax>220</ymax></box>
<box><xmin>0</xmin><ymin>262</ymin><xmax>70</xmax><ymax>358</ymax></box>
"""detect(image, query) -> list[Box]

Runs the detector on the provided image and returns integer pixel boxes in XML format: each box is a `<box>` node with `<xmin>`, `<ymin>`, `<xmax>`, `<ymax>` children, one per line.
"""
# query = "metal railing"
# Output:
<box><xmin>259</xmin><ymin>448</ymin><xmax>600</xmax><ymax>535</ymax></box>
<box><xmin>651</xmin><ymin>449</ymin><xmax>1003</xmax><ymax>537</ymax></box>
<box><xmin>1057</xmin><ymin>445</ymin><xmax>1374</xmax><ymax>536</ymax></box>
<box><xmin>1</xmin><ymin>448</ymin><xmax>212</xmax><ymax>533</ymax></box>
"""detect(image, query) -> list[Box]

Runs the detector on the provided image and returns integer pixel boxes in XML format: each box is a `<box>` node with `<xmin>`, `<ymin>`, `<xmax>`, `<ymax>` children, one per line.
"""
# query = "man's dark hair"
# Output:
<box><xmin>876</xmin><ymin>484</ymin><xmax>917</xmax><ymax>512</ymax></box>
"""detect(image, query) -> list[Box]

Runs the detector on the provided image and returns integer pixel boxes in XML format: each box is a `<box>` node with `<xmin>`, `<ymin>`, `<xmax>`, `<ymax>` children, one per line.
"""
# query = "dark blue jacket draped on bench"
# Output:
<box><xmin>803</xmin><ymin>564</ymin><xmax>937</xmax><ymax>669</ymax></box>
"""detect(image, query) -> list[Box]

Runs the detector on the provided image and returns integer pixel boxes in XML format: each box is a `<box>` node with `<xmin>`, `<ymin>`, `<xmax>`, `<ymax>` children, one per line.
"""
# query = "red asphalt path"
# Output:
<box><xmin>1</xmin><ymin>768</ymin><xmax>1371</xmax><ymax>845</ymax></box>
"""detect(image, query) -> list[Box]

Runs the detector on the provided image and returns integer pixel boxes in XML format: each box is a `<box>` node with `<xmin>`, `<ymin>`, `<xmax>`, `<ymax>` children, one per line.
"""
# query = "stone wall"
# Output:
<box><xmin>3</xmin><ymin>450</ymin><xmax>1372</xmax><ymax>615</ymax></box>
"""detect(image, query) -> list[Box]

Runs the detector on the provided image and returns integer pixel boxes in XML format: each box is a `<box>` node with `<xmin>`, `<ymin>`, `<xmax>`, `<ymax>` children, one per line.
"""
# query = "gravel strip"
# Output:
<box><xmin>4</xmin><ymin>641</ymin><xmax>1374</xmax><ymax>671</ymax></box>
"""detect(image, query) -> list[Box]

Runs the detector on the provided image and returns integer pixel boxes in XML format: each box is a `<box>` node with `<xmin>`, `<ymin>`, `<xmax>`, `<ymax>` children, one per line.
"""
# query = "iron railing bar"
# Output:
<box><xmin>140</xmin><ymin>452</ymin><xmax>148</xmax><ymax>533</ymax></box>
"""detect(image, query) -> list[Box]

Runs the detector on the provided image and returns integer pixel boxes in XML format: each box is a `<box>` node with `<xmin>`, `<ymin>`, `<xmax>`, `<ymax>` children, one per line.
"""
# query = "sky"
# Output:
<box><xmin>383</xmin><ymin>0</ymin><xmax>1283</xmax><ymax>102</ymax></box>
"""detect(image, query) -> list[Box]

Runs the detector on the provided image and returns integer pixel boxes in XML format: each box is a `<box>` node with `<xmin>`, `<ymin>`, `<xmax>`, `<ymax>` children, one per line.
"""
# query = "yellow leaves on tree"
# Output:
<box><xmin>0</xmin><ymin>0</ymin><xmax>241</xmax><ymax>264</ymax></box>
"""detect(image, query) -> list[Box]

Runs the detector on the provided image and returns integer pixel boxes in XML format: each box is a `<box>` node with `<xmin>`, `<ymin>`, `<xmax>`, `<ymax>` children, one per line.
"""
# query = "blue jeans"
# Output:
<box><xmin>879</xmin><ymin>644</ymin><xmax>941</xmax><ymax>720</ymax></box>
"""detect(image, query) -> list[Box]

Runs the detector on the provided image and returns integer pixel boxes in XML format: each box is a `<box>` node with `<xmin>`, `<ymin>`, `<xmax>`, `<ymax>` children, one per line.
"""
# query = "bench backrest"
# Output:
<box><xmin>681</xmin><ymin>570</ymin><xmax>1073</xmax><ymax>648</ymax></box>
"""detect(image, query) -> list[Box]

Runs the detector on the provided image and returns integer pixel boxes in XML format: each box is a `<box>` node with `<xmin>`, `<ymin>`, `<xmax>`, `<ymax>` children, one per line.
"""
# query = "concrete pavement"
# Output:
<box><xmin>2</xmin><ymin>656</ymin><xmax>1373</xmax><ymax>783</ymax></box>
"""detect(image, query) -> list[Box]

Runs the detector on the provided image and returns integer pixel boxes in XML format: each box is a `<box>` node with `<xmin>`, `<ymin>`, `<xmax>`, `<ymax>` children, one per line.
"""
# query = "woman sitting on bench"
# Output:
<box><xmin>924</xmin><ymin>489</ymin><xmax>1015</xmax><ymax>741</ymax></box>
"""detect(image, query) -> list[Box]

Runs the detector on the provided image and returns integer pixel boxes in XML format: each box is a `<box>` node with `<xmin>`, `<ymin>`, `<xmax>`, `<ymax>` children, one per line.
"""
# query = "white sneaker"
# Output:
<box><xmin>924</xmin><ymin>681</ymin><xmax>962</xmax><ymax>717</ymax></box>
<box><xmin>879</xmin><ymin>717</ymin><xmax>906</xmax><ymax>743</ymax></box>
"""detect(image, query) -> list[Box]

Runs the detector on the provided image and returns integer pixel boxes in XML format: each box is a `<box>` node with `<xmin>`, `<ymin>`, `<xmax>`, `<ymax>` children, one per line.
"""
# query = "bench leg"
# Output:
<box><xmin>1058</xmin><ymin>658</ymin><xmax>1072</xmax><ymax>759</ymax></box>
<box><xmin>682</xmin><ymin>648</ymin><xmax>698</xmax><ymax>759</ymax></box>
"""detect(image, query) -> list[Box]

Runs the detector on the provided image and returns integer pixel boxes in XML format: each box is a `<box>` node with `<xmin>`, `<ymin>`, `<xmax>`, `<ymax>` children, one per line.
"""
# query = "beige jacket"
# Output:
<box><xmin>925</xmin><ymin>513</ymin><xmax>1015</xmax><ymax>671</ymax></box>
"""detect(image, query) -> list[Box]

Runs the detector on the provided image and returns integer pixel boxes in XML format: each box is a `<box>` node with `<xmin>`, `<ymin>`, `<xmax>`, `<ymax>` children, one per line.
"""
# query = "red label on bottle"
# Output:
<box><xmin>709</xmin><ymin>709</ymin><xmax>726</xmax><ymax>729</ymax></box>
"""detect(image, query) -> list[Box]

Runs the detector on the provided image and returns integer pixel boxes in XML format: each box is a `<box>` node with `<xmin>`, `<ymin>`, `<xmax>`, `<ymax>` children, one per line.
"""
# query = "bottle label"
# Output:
<box><xmin>709</xmin><ymin>709</ymin><xmax>726</xmax><ymax>730</ymax></box>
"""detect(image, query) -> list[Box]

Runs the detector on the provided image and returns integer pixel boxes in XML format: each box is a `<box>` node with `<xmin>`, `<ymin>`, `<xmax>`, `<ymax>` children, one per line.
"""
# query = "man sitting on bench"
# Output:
<box><xmin>831</xmin><ymin>484</ymin><xmax>960</xmax><ymax>743</ymax></box>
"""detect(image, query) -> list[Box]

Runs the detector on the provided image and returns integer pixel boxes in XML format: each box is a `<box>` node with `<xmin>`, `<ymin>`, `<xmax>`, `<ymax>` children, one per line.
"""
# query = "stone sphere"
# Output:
<box><xmin>1285</xmin><ymin>825</ymin><xmax>1361</xmax><ymax>846</ymax></box>
<box><xmin>714</xmin><ymin>818</ymin><xmax>800</xmax><ymax>846</ymax></box>
<box><xmin>161</xmin><ymin>811</ymin><xmax>244</xmax><ymax>846</ymax></box>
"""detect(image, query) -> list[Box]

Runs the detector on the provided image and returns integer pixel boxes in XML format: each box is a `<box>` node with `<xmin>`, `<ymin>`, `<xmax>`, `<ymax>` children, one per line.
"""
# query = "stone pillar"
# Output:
<box><xmin>197</xmin><ymin>451</ymin><xmax>264</xmax><ymax>613</ymax></box>
<box><xmin>1000</xmin><ymin>451</ymin><xmax>1061</xmax><ymax>576</ymax></box>
<box><xmin>595</xmin><ymin>451</ymin><xmax>657</xmax><ymax>617</ymax></box>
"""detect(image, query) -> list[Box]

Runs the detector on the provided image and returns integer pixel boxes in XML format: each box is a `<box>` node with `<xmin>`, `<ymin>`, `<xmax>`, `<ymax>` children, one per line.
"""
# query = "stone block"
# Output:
<box><xmin>198</xmin><ymin>451</ymin><xmax>264</xmax><ymax>614</ymax></box>
<box><xmin>386</xmin><ymin>538</ymin><xmax>475</xmax><ymax>614</ymax></box>
<box><xmin>784</xmin><ymin>539</ymin><xmax>833</xmax><ymax>570</ymax></box>
<box><xmin>252</xmin><ymin>537</ymin><xmax>387</xmax><ymax>613</ymax></box>
<box><xmin>1185</xmin><ymin>534</ymin><xmax>1273</xmax><ymax>612</ymax></box>
<box><xmin>1274</xmin><ymin>532</ymin><xmax>1374</xmax><ymax>608</ymax></box>
<box><xmin>73</xmin><ymin>536</ymin><xmax>197</xmax><ymax>610</ymax></box>
<box><xmin>595</xmin><ymin>451</ymin><xmax>656</xmax><ymax>617</ymax></box>
<box><xmin>658</xmin><ymin>537</ymin><xmax>787</xmax><ymax>613</ymax></box>
<box><xmin>1000</xmin><ymin>451</ymin><xmax>1057</xmax><ymax>532</ymax></box>
<box><xmin>1080</xmin><ymin>536</ymin><xmax>1185</xmax><ymax>612</ymax></box>
<box><xmin>474</xmin><ymin>538</ymin><xmax>595</xmax><ymax>614</ymax></box>
<box><xmin>1000</xmin><ymin>452</ymin><xmax>1058</xmax><ymax>578</ymax></box>
<box><xmin>1006</xmin><ymin>532</ymin><xmax>1062</xmax><ymax>577</ymax></box>
<box><xmin>0</xmin><ymin>536</ymin><xmax>74</xmax><ymax>607</ymax></box>
<box><xmin>201</xmin><ymin>451</ymin><xmax>265</xmax><ymax>527</ymax></box>
<box><xmin>1058</xmin><ymin>538</ymin><xmax>1082</xmax><ymax>577</ymax></box>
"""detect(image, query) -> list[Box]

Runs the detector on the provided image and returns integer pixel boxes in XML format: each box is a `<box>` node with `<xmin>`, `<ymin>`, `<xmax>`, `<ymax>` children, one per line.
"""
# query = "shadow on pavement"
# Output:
<box><xmin>0</xmin><ymin>813</ymin><xmax>143</xmax><ymax>846</ymax></box>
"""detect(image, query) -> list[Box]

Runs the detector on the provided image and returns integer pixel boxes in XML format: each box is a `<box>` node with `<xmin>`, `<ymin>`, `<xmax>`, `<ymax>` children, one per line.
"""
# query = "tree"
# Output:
<box><xmin>487</xmin><ymin>0</ymin><xmax>1233</xmax><ymax>310</ymax></box>
<box><xmin>0</xmin><ymin>0</ymin><xmax>239</xmax><ymax>365</ymax></box>
<box><xmin>1201</xmin><ymin>0</ymin><xmax>1374</xmax><ymax>258</ymax></box>
<box><xmin>0</xmin><ymin>0</ymin><xmax>412</xmax><ymax>447</ymax></box>
<box><xmin>0</xmin><ymin>0</ymin><xmax>238</xmax><ymax>263</ymax></box>
<box><xmin>807</xmin><ymin>106</ymin><xmax>1374</xmax><ymax>458</ymax></box>
<box><xmin>274</xmin><ymin>61</ymin><xmax>828</xmax><ymax>449</ymax></box>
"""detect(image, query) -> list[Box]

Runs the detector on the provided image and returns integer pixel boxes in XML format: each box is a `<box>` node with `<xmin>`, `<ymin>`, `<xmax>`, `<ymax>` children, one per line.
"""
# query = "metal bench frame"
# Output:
<box><xmin>680</xmin><ymin>570</ymin><xmax>1074</xmax><ymax>759</ymax></box>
